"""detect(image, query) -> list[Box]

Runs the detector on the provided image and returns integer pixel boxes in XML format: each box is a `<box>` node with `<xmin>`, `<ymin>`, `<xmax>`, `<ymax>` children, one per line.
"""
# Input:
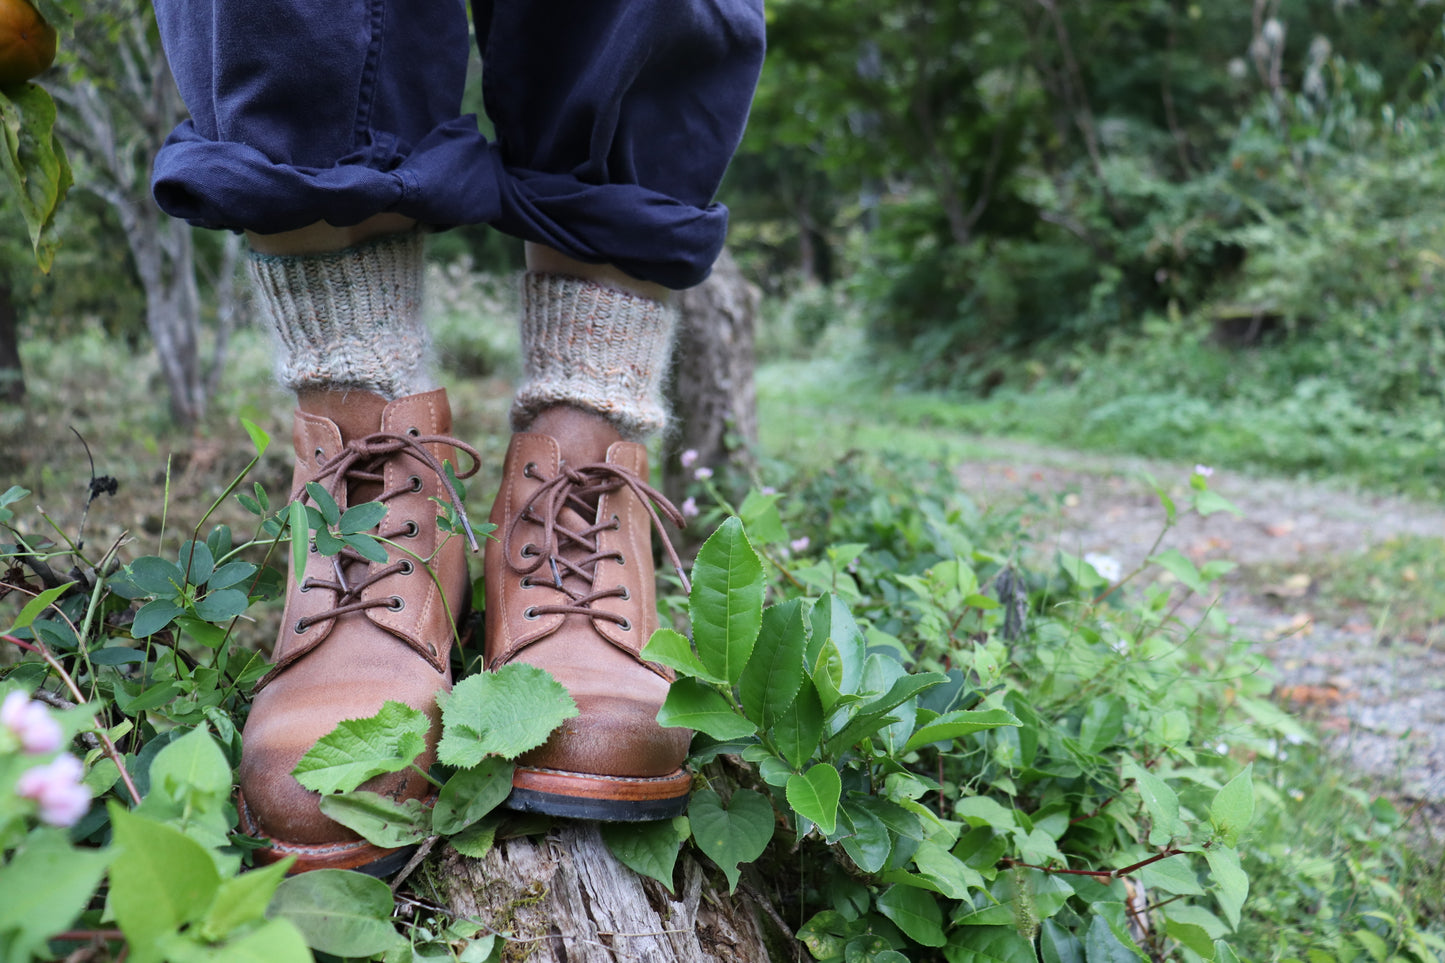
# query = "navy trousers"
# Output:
<box><xmin>151</xmin><ymin>0</ymin><xmax>766</xmax><ymax>289</ymax></box>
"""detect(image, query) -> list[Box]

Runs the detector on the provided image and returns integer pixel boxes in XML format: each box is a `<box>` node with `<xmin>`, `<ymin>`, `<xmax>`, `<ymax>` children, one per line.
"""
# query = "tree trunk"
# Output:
<box><xmin>0</xmin><ymin>280</ymin><xmax>25</xmax><ymax>404</ymax></box>
<box><xmin>661</xmin><ymin>249</ymin><xmax>762</xmax><ymax>512</ymax></box>
<box><xmin>436</xmin><ymin>824</ymin><xmax>779</xmax><ymax>962</ymax></box>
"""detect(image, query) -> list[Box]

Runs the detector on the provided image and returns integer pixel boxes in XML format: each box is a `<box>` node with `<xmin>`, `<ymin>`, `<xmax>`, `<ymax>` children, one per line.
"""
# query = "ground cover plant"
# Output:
<box><xmin>2</xmin><ymin>372</ymin><xmax>1442</xmax><ymax>962</ymax></box>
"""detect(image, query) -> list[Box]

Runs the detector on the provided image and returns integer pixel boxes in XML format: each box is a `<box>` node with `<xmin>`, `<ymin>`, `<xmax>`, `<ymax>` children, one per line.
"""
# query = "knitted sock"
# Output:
<box><xmin>512</xmin><ymin>273</ymin><xmax>676</xmax><ymax>440</ymax></box>
<box><xmin>248</xmin><ymin>232</ymin><xmax>433</xmax><ymax>399</ymax></box>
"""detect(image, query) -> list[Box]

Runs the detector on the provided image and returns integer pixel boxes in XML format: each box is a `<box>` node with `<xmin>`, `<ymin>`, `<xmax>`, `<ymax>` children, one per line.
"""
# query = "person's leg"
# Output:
<box><xmin>152</xmin><ymin>1</ymin><xmax>486</xmax><ymax>871</ymax></box>
<box><xmin>476</xmin><ymin>0</ymin><xmax>766</xmax><ymax>819</ymax></box>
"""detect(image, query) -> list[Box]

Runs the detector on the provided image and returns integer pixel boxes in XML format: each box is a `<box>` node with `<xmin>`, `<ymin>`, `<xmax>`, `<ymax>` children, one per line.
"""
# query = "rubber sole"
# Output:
<box><xmin>505</xmin><ymin>766</ymin><xmax>692</xmax><ymax>821</ymax></box>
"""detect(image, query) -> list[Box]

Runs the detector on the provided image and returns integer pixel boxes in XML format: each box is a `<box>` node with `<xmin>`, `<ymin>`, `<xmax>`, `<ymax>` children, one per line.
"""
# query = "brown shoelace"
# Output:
<box><xmin>502</xmin><ymin>460</ymin><xmax>690</xmax><ymax>645</ymax></box>
<box><xmin>256</xmin><ymin>429</ymin><xmax>482</xmax><ymax>690</ymax></box>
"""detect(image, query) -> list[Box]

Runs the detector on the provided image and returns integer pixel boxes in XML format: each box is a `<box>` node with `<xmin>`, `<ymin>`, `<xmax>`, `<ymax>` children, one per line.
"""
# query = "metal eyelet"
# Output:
<box><xmin>614</xmin><ymin>553</ymin><xmax>626</xmax><ymax>567</ymax></box>
<box><xmin>387</xmin><ymin>596</ymin><xmax>405</xmax><ymax>612</ymax></box>
<box><xmin>610</xmin><ymin>513</ymin><xmax>621</xmax><ymax>530</ymax></box>
<box><xmin>523</xmin><ymin>606</ymin><xmax>539</xmax><ymax>621</ymax></box>
<box><xmin>520</xmin><ymin>576</ymin><xmax>535</xmax><ymax>589</ymax></box>
<box><xmin>402</xmin><ymin>520</ymin><xmax>419</xmax><ymax>538</ymax></box>
<box><xmin>617</xmin><ymin>617</ymin><xmax>632</xmax><ymax>632</ymax></box>
<box><xmin>406</xmin><ymin>426</ymin><xmax>421</xmax><ymax>437</ymax></box>
<box><xmin>398</xmin><ymin>560</ymin><xmax>415</xmax><ymax>576</ymax></box>
<box><xmin>313</xmin><ymin>447</ymin><xmax>325</xmax><ymax>463</ymax></box>
<box><xmin>408</xmin><ymin>475</ymin><xmax>424</xmax><ymax>493</ymax></box>
<box><xmin>294</xmin><ymin>619</ymin><xmax>311</xmax><ymax>634</ymax></box>
<box><xmin>617</xmin><ymin>586</ymin><xmax>630</xmax><ymax>601</ymax></box>
<box><xmin>308</xmin><ymin>543</ymin><xmax>318</xmax><ymax>554</ymax></box>
<box><xmin>298</xmin><ymin>581</ymin><xmax>311</xmax><ymax>594</ymax></box>
<box><xmin>520</xmin><ymin>543</ymin><xmax>539</xmax><ymax>558</ymax></box>
<box><xmin>523</xmin><ymin>462</ymin><xmax>538</xmax><ymax>478</ymax></box>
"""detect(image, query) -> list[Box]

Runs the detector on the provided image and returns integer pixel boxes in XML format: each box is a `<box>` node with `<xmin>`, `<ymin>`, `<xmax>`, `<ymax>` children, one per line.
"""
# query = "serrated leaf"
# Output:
<box><xmin>438</xmin><ymin>664</ymin><xmax>578</xmax><ymax>767</ymax></box>
<box><xmin>688</xmin><ymin>788</ymin><xmax>774</xmax><ymax>893</ymax></box>
<box><xmin>318</xmin><ymin>791</ymin><xmax>431</xmax><ymax>849</ymax></box>
<box><xmin>738</xmin><ymin>599</ymin><xmax>808</xmax><ymax>729</ymax></box>
<box><xmin>876</xmin><ymin>885</ymin><xmax>946</xmax><ymax>948</ymax></box>
<box><xmin>1209</xmin><ymin>764</ymin><xmax>1255</xmax><ymax>846</ymax></box>
<box><xmin>268</xmin><ymin>869</ymin><xmax>404</xmax><ymax>958</ymax></box>
<box><xmin>339</xmin><ymin>501</ymin><xmax>387</xmax><ymax>534</ymax></box>
<box><xmin>656</xmin><ymin>678</ymin><xmax>757</xmax><ymax>740</ymax></box>
<box><xmin>601</xmin><ymin>816</ymin><xmax>690</xmax><ymax>892</ymax></box>
<box><xmin>689</xmin><ymin>517</ymin><xmax>765</xmax><ymax>685</ymax></box>
<box><xmin>772</xmin><ymin>678</ymin><xmax>824</xmax><ymax>769</ymax></box>
<box><xmin>432</xmin><ymin>758</ymin><xmax>515</xmax><ymax>834</ymax></box>
<box><xmin>903</xmin><ymin>707</ymin><xmax>1021</xmax><ymax>752</ymax></box>
<box><xmin>450</xmin><ymin>817</ymin><xmax>500</xmax><ymax>859</ymax></box>
<box><xmin>641</xmin><ymin>627</ymin><xmax>726</xmax><ymax>685</ymax></box>
<box><xmin>108</xmin><ymin>804</ymin><xmax>222</xmax><ymax>963</ymax></box>
<box><xmin>786</xmin><ymin>763</ymin><xmax>841</xmax><ymax>835</ymax></box>
<box><xmin>825</xmin><ymin>671</ymin><xmax>947</xmax><ymax>755</ymax></box>
<box><xmin>293</xmin><ymin>701</ymin><xmax>431</xmax><ymax>794</ymax></box>
<box><xmin>806</xmin><ymin>595</ymin><xmax>865</xmax><ymax>709</ymax></box>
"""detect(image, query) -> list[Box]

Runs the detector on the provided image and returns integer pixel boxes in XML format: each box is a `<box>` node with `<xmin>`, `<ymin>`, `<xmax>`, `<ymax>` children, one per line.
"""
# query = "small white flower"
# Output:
<box><xmin>1194</xmin><ymin>464</ymin><xmax>1214</xmax><ymax>477</ymax></box>
<box><xmin>681</xmin><ymin>497</ymin><xmax>700</xmax><ymax>519</ymax></box>
<box><xmin>1227</xmin><ymin>57</ymin><xmax>1249</xmax><ymax>81</ymax></box>
<box><xmin>680</xmin><ymin>449</ymin><xmax>699</xmax><ymax>469</ymax></box>
<box><xmin>790</xmin><ymin>536</ymin><xmax>810</xmax><ymax>553</ymax></box>
<box><xmin>1261</xmin><ymin>17</ymin><xmax>1285</xmax><ymax>47</ymax></box>
<box><xmin>1084</xmin><ymin>552</ymin><xmax>1122</xmax><ymax>583</ymax></box>
<box><xmin>694</xmin><ymin>467</ymin><xmax>714</xmax><ymax>481</ymax></box>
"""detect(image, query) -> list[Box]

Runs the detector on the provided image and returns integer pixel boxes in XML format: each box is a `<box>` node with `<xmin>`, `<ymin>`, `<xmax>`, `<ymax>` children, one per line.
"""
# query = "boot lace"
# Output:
<box><xmin>256</xmin><ymin>429</ymin><xmax>482</xmax><ymax>690</ymax></box>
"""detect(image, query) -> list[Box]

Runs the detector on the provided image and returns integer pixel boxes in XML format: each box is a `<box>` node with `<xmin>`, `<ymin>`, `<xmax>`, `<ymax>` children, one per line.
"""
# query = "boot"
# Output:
<box><xmin>484</xmin><ymin>412</ymin><xmax>692</xmax><ymax>820</ymax></box>
<box><xmin>238</xmin><ymin>388</ymin><xmax>480</xmax><ymax>872</ymax></box>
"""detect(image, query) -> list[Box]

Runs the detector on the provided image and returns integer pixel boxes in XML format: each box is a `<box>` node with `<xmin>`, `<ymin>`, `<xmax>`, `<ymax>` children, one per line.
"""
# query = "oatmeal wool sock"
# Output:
<box><xmin>248</xmin><ymin>232</ymin><xmax>433</xmax><ymax>399</ymax></box>
<box><xmin>512</xmin><ymin>272</ymin><xmax>676</xmax><ymax>440</ymax></box>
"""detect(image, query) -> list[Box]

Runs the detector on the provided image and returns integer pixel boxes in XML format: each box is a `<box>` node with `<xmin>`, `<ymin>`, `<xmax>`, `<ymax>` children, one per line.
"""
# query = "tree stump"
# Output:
<box><xmin>662</xmin><ymin>249</ymin><xmax>762</xmax><ymax>512</ymax></box>
<box><xmin>436</xmin><ymin>823</ymin><xmax>776</xmax><ymax>962</ymax></box>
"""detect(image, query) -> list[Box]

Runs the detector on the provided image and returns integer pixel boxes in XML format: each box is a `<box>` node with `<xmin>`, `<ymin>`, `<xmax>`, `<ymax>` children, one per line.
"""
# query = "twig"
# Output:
<box><xmin>390</xmin><ymin>836</ymin><xmax>438</xmax><ymax>893</ymax></box>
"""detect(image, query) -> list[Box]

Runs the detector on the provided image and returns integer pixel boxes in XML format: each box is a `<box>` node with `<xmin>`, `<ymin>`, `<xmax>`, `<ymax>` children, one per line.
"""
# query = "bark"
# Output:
<box><xmin>661</xmin><ymin>249</ymin><xmax>762</xmax><ymax>513</ymax></box>
<box><xmin>0</xmin><ymin>280</ymin><xmax>24</xmax><ymax>404</ymax></box>
<box><xmin>436</xmin><ymin>824</ymin><xmax>780</xmax><ymax>963</ymax></box>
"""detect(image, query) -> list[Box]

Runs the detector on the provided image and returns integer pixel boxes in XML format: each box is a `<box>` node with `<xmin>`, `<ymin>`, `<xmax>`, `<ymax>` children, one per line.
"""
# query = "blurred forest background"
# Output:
<box><xmin>3</xmin><ymin>0</ymin><xmax>1445</xmax><ymax>493</ymax></box>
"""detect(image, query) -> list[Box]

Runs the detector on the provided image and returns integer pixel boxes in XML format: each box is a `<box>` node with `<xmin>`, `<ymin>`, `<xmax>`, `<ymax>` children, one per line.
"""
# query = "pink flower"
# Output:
<box><xmin>681</xmin><ymin>497</ymin><xmax>700</xmax><ymax>518</ymax></box>
<box><xmin>790</xmin><ymin>536</ymin><xmax>811</xmax><ymax>553</ymax></box>
<box><xmin>759</xmin><ymin>486</ymin><xmax>777</xmax><ymax>496</ymax></box>
<box><xmin>17</xmin><ymin>754</ymin><xmax>91</xmax><ymax>827</ymax></box>
<box><xmin>693</xmin><ymin>466</ymin><xmax>714</xmax><ymax>481</ymax></box>
<box><xmin>1194</xmin><ymin>464</ymin><xmax>1214</xmax><ymax>478</ymax></box>
<box><xmin>1</xmin><ymin>691</ymin><xmax>63</xmax><ymax>755</ymax></box>
<box><xmin>680</xmin><ymin>449</ymin><xmax>699</xmax><ymax>469</ymax></box>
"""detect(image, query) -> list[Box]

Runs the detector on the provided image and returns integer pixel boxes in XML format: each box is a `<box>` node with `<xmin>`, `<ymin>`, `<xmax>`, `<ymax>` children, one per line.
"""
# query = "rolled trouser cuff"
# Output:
<box><xmin>512</xmin><ymin>273</ymin><xmax>676</xmax><ymax>440</ymax></box>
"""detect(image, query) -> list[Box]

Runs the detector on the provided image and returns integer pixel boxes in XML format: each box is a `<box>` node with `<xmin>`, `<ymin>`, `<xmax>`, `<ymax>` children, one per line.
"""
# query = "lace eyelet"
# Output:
<box><xmin>523</xmin><ymin>462</ymin><xmax>538</xmax><ymax>479</ymax></box>
<box><xmin>617</xmin><ymin>585</ymin><xmax>630</xmax><ymax>601</ymax></box>
<box><xmin>617</xmin><ymin>617</ymin><xmax>632</xmax><ymax>632</ymax></box>
<box><xmin>408</xmin><ymin>475</ymin><xmax>424</xmax><ymax>493</ymax></box>
<box><xmin>313</xmin><ymin>447</ymin><xmax>325</xmax><ymax>463</ymax></box>
<box><xmin>387</xmin><ymin>595</ymin><xmax>405</xmax><ymax>612</ymax></box>
<box><xmin>406</xmin><ymin>426</ymin><xmax>421</xmax><ymax>437</ymax></box>
<box><xmin>519</xmin><ymin>576</ymin><xmax>535</xmax><ymax>589</ymax></box>
<box><xmin>520</xmin><ymin>543</ymin><xmax>538</xmax><ymax>558</ymax></box>
<box><xmin>294</xmin><ymin>619</ymin><xmax>311</xmax><ymax>635</ymax></box>
<box><xmin>308</xmin><ymin>543</ymin><xmax>318</xmax><ymax>554</ymax></box>
<box><xmin>614</xmin><ymin>553</ymin><xmax>626</xmax><ymax>567</ymax></box>
<box><xmin>402</xmin><ymin>520</ymin><xmax>419</xmax><ymax>538</ymax></box>
<box><xmin>398</xmin><ymin>560</ymin><xmax>415</xmax><ymax>576</ymax></box>
<box><xmin>523</xmin><ymin>606</ymin><xmax>539</xmax><ymax>621</ymax></box>
<box><xmin>610</xmin><ymin>513</ymin><xmax>621</xmax><ymax>530</ymax></box>
<box><xmin>298</xmin><ymin>581</ymin><xmax>311</xmax><ymax>594</ymax></box>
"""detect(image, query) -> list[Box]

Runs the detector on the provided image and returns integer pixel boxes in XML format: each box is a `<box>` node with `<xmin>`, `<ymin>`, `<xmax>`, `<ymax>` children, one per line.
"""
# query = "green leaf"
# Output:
<box><xmin>825</xmin><ymin>671</ymin><xmax>947</xmax><ymax>755</ymax></box>
<box><xmin>160</xmin><ymin>918</ymin><xmax>312</xmax><ymax>963</ymax></box>
<box><xmin>147</xmin><ymin>728</ymin><xmax>232</xmax><ymax>805</ymax></box>
<box><xmin>200</xmin><ymin>860</ymin><xmax>293</xmax><ymax>942</ymax></box>
<box><xmin>207</xmin><ymin>561</ymin><xmax>259</xmax><ymax>591</ymax></box>
<box><xmin>655</xmin><ymin>678</ymin><xmax>757</xmax><ymax>740</ymax></box>
<box><xmin>806</xmin><ymin>594</ymin><xmax>865</xmax><ymax>710</ymax></box>
<box><xmin>438</xmin><ymin>664</ymin><xmax>578</xmax><ymax>767</ymax></box>
<box><xmin>772</xmin><ymin>678</ymin><xmax>824</xmax><ymax>769</ymax></box>
<box><xmin>339</xmin><ymin>501</ymin><xmax>388</xmax><ymax>534</ymax></box>
<box><xmin>943</xmin><ymin>925</ymin><xmax>1037</xmax><ymax>963</ymax></box>
<box><xmin>1039</xmin><ymin>919</ymin><xmax>1085</xmax><ymax>963</ymax></box>
<box><xmin>318</xmin><ymin>792</ymin><xmax>431</xmax><ymax>849</ymax></box>
<box><xmin>109</xmin><ymin>805</ymin><xmax>222</xmax><ymax>963</ymax></box>
<box><xmin>903</xmin><ymin>707</ymin><xmax>1021</xmax><ymax>752</ymax></box>
<box><xmin>293</xmin><ymin>701</ymin><xmax>432</xmax><ymax>794</ymax></box>
<box><xmin>432</xmin><ymin>758</ymin><xmax>516</xmax><ymax>834</ymax></box>
<box><xmin>0</xmin><ymin>828</ymin><xmax>111</xmax><ymax>963</ymax></box>
<box><xmin>911</xmin><ymin>840</ymin><xmax>985</xmax><ymax>900</ymax></box>
<box><xmin>268</xmin><ymin>869</ymin><xmax>405</xmax><ymax>958</ymax></box>
<box><xmin>342</xmin><ymin>532</ymin><xmax>391</xmax><ymax>563</ymax></box>
<box><xmin>178</xmin><ymin>541</ymin><xmax>215</xmax><ymax>587</ymax></box>
<box><xmin>641</xmin><ymin>627</ymin><xmax>726</xmax><ymax>684</ymax></box>
<box><xmin>785</xmin><ymin>763</ymin><xmax>841</xmax><ymax>835</ymax></box>
<box><xmin>689</xmin><ymin>517</ymin><xmax>766</xmax><ymax>685</ymax></box>
<box><xmin>1084</xmin><ymin>910</ymin><xmax>1144</xmax><ymax>963</ymax></box>
<box><xmin>738</xmin><ymin>599</ymin><xmax>809</xmax><ymax>729</ymax></box>
<box><xmin>1121</xmin><ymin>759</ymin><xmax>1187</xmax><ymax>847</ymax></box>
<box><xmin>288</xmin><ymin>502</ymin><xmax>309</xmax><ymax>586</ymax></box>
<box><xmin>1165</xmin><ymin>918</ymin><xmax>1216</xmax><ymax>960</ymax></box>
<box><xmin>1209</xmin><ymin>764</ymin><xmax>1255</xmax><ymax>846</ymax></box>
<box><xmin>306</xmin><ymin>482</ymin><xmax>341</xmax><ymax>527</ymax></box>
<box><xmin>241</xmin><ymin>418</ymin><xmax>271</xmax><ymax>457</ymax></box>
<box><xmin>1149</xmin><ymin>548</ymin><xmax>1210</xmax><ymax>595</ymax></box>
<box><xmin>314</xmin><ymin>527</ymin><xmax>345</xmax><ymax>556</ymax></box>
<box><xmin>1212</xmin><ymin>941</ymin><xmax>1242</xmax><ymax>963</ymax></box>
<box><xmin>193</xmin><ymin>588</ymin><xmax>250</xmax><ymax>622</ymax></box>
<box><xmin>127</xmin><ymin>556</ymin><xmax>187</xmax><ymax>596</ymax></box>
<box><xmin>450</xmin><ymin>817</ymin><xmax>500</xmax><ymax>859</ymax></box>
<box><xmin>688</xmin><ymin>788</ymin><xmax>774</xmax><ymax>893</ymax></box>
<box><xmin>601</xmin><ymin>816</ymin><xmax>690</xmax><ymax>892</ymax></box>
<box><xmin>1205</xmin><ymin>846</ymin><xmax>1249</xmax><ymax>930</ymax></box>
<box><xmin>838</xmin><ymin>800</ymin><xmax>892</xmax><ymax>874</ymax></box>
<box><xmin>876</xmin><ymin>885</ymin><xmax>946</xmax><ymax>948</ymax></box>
<box><xmin>953</xmin><ymin>870</ymin><xmax>1071</xmax><ymax>927</ymax></box>
<box><xmin>131</xmin><ymin>599</ymin><xmax>184</xmax><ymax>638</ymax></box>
<box><xmin>0</xmin><ymin>84</ymin><xmax>72</xmax><ymax>271</ymax></box>
<box><xmin>4</xmin><ymin>580</ymin><xmax>75</xmax><ymax>634</ymax></box>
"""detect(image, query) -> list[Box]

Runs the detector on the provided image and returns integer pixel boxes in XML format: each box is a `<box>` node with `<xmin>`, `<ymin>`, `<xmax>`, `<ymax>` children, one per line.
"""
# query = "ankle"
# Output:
<box><xmin>524</xmin><ymin>405</ymin><xmax>623</xmax><ymax>467</ymax></box>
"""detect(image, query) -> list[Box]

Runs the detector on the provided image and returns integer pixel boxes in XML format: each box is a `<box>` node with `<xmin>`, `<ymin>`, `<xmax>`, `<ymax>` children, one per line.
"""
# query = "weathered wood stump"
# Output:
<box><xmin>436</xmin><ymin>824</ymin><xmax>775</xmax><ymax>962</ymax></box>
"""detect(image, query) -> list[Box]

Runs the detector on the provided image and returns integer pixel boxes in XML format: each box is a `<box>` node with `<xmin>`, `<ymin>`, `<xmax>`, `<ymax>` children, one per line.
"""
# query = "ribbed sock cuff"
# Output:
<box><xmin>248</xmin><ymin>232</ymin><xmax>432</xmax><ymax>399</ymax></box>
<box><xmin>511</xmin><ymin>273</ymin><xmax>676</xmax><ymax>440</ymax></box>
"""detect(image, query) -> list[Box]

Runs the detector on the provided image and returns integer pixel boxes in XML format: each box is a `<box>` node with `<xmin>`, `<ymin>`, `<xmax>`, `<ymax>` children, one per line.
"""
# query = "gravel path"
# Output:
<box><xmin>954</xmin><ymin>440</ymin><xmax>1445</xmax><ymax>819</ymax></box>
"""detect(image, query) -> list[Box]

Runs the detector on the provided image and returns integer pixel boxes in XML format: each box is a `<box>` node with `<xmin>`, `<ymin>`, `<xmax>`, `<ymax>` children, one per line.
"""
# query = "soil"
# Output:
<box><xmin>954</xmin><ymin>439</ymin><xmax>1445</xmax><ymax>837</ymax></box>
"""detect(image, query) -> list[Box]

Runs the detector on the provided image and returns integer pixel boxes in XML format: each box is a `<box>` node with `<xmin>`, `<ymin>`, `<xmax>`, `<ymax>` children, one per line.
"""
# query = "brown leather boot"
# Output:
<box><xmin>238</xmin><ymin>388</ymin><xmax>480</xmax><ymax>872</ymax></box>
<box><xmin>484</xmin><ymin>408</ymin><xmax>692</xmax><ymax>820</ymax></box>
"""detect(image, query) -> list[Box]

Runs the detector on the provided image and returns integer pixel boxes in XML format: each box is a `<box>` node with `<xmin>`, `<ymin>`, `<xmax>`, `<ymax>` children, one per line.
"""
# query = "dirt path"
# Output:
<box><xmin>954</xmin><ymin>440</ymin><xmax>1445</xmax><ymax>817</ymax></box>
